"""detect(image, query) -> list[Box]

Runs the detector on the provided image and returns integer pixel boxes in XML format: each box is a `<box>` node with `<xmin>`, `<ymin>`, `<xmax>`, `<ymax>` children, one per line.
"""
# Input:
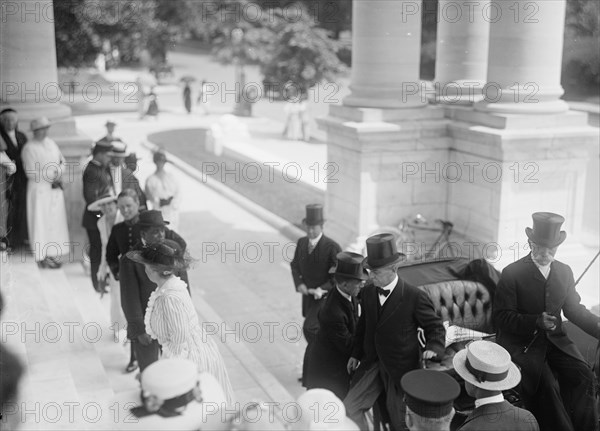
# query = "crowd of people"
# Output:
<box><xmin>0</xmin><ymin>105</ymin><xmax>598</xmax><ymax>431</ymax></box>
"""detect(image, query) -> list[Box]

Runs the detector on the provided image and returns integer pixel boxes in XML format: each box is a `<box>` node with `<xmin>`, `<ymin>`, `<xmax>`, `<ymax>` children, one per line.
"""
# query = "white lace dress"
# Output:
<box><xmin>145</xmin><ymin>276</ymin><xmax>235</xmax><ymax>405</ymax></box>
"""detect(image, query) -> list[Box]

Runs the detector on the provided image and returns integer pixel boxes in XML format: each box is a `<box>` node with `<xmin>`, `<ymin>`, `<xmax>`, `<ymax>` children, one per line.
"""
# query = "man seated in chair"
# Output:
<box><xmin>494</xmin><ymin>212</ymin><xmax>600</xmax><ymax>431</ymax></box>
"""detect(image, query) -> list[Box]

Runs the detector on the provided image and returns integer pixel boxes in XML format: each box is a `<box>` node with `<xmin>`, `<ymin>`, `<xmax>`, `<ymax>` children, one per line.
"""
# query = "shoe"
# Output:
<box><xmin>38</xmin><ymin>260</ymin><xmax>49</xmax><ymax>269</ymax></box>
<box><xmin>47</xmin><ymin>256</ymin><xmax>62</xmax><ymax>268</ymax></box>
<box><xmin>125</xmin><ymin>360</ymin><xmax>138</xmax><ymax>373</ymax></box>
<box><xmin>43</xmin><ymin>257</ymin><xmax>59</xmax><ymax>269</ymax></box>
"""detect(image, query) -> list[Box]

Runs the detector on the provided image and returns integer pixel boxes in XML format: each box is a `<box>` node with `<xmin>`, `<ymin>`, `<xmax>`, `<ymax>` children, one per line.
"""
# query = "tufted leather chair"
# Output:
<box><xmin>418</xmin><ymin>279</ymin><xmax>494</xmax><ymax>369</ymax></box>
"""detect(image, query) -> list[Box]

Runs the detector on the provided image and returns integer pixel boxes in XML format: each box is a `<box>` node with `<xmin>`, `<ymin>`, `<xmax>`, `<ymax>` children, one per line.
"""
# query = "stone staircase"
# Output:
<box><xmin>2</xmin><ymin>254</ymin><xmax>138</xmax><ymax>430</ymax></box>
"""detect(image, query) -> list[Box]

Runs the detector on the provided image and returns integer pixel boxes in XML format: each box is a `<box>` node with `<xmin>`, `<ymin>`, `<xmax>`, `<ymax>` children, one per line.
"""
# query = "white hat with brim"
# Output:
<box><xmin>453</xmin><ymin>340</ymin><xmax>521</xmax><ymax>391</ymax></box>
<box><xmin>87</xmin><ymin>194</ymin><xmax>117</xmax><ymax>212</ymax></box>
<box><xmin>296</xmin><ymin>389</ymin><xmax>360</xmax><ymax>430</ymax></box>
<box><xmin>30</xmin><ymin>117</ymin><xmax>51</xmax><ymax>131</ymax></box>
<box><xmin>108</xmin><ymin>141</ymin><xmax>130</xmax><ymax>157</ymax></box>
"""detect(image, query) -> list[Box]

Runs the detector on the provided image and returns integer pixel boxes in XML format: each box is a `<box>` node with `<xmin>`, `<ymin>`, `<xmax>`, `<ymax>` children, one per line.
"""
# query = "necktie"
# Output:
<box><xmin>308</xmin><ymin>242</ymin><xmax>315</xmax><ymax>254</ymax></box>
<box><xmin>377</xmin><ymin>286</ymin><xmax>390</xmax><ymax>297</ymax></box>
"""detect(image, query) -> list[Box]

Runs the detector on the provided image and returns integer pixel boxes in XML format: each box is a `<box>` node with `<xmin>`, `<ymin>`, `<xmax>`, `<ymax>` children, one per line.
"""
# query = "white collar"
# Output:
<box><xmin>336</xmin><ymin>286</ymin><xmax>352</xmax><ymax>302</ymax></box>
<box><xmin>475</xmin><ymin>393</ymin><xmax>504</xmax><ymax>409</ymax></box>
<box><xmin>533</xmin><ymin>261</ymin><xmax>551</xmax><ymax>279</ymax></box>
<box><xmin>309</xmin><ymin>233</ymin><xmax>323</xmax><ymax>246</ymax></box>
<box><xmin>380</xmin><ymin>275</ymin><xmax>398</xmax><ymax>292</ymax></box>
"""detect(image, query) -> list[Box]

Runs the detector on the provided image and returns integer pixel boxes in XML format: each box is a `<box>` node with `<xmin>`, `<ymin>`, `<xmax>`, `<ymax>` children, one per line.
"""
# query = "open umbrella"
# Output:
<box><xmin>179</xmin><ymin>75</ymin><xmax>197</xmax><ymax>83</ymax></box>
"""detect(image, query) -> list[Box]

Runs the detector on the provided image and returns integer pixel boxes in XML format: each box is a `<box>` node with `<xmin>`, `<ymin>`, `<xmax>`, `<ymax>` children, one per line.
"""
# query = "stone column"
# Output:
<box><xmin>343</xmin><ymin>0</ymin><xmax>427</xmax><ymax>108</ymax></box>
<box><xmin>0</xmin><ymin>0</ymin><xmax>92</xmax><ymax>261</ymax></box>
<box><xmin>434</xmin><ymin>0</ymin><xmax>490</xmax><ymax>104</ymax></box>
<box><xmin>475</xmin><ymin>0</ymin><xmax>569</xmax><ymax>114</ymax></box>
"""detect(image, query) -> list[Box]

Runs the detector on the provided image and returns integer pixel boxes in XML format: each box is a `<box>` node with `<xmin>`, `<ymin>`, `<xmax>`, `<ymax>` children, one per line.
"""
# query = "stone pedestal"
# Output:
<box><xmin>0</xmin><ymin>0</ymin><xmax>92</xmax><ymax>261</ymax></box>
<box><xmin>318</xmin><ymin>105</ymin><xmax>450</xmax><ymax>248</ymax></box>
<box><xmin>446</xmin><ymin>107</ymin><xmax>597</xmax><ymax>263</ymax></box>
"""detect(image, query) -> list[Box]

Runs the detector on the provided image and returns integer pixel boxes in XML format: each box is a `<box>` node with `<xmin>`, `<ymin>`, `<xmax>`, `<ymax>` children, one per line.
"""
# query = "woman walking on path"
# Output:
<box><xmin>145</xmin><ymin>150</ymin><xmax>180</xmax><ymax>232</ymax></box>
<box><xmin>127</xmin><ymin>239</ymin><xmax>235</xmax><ymax>405</ymax></box>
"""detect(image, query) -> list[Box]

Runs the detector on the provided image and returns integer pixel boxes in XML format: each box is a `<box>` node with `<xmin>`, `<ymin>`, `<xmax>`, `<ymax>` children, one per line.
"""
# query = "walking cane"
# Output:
<box><xmin>523</xmin><ymin>250</ymin><xmax>600</xmax><ymax>354</ymax></box>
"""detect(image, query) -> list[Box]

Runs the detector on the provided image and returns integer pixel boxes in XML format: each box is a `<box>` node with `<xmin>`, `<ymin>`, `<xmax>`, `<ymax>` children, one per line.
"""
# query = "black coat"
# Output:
<box><xmin>0</xmin><ymin>126</ymin><xmax>28</xmax><ymax>245</ymax></box>
<box><xmin>352</xmin><ymin>278</ymin><xmax>446</xmax><ymax>384</ymax></box>
<box><xmin>82</xmin><ymin>160</ymin><xmax>113</xmax><ymax>229</ymax></box>
<box><xmin>457</xmin><ymin>401</ymin><xmax>539</xmax><ymax>431</ymax></box>
<box><xmin>306</xmin><ymin>287</ymin><xmax>358</xmax><ymax>399</ymax></box>
<box><xmin>493</xmin><ymin>254</ymin><xmax>600</xmax><ymax>395</ymax></box>
<box><xmin>290</xmin><ymin>235</ymin><xmax>341</xmax><ymax>317</ymax></box>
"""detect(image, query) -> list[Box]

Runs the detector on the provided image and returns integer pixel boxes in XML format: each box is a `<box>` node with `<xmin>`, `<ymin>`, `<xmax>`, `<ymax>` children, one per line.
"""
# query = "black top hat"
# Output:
<box><xmin>302</xmin><ymin>204</ymin><xmax>324</xmax><ymax>226</ymax></box>
<box><xmin>525</xmin><ymin>212</ymin><xmax>567</xmax><ymax>248</ymax></box>
<box><xmin>330</xmin><ymin>252</ymin><xmax>369</xmax><ymax>281</ymax></box>
<box><xmin>137</xmin><ymin>210</ymin><xmax>170</xmax><ymax>227</ymax></box>
<box><xmin>363</xmin><ymin>233</ymin><xmax>405</xmax><ymax>269</ymax></box>
<box><xmin>401</xmin><ymin>370</ymin><xmax>460</xmax><ymax>419</ymax></box>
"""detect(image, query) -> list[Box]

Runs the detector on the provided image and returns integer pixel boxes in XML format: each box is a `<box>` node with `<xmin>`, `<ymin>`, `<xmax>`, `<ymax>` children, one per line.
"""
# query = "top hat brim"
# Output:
<box><xmin>452</xmin><ymin>349</ymin><xmax>521</xmax><ymax>391</ymax></box>
<box><xmin>363</xmin><ymin>253</ymin><xmax>405</xmax><ymax>270</ymax></box>
<box><xmin>302</xmin><ymin>218</ymin><xmax>325</xmax><ymax>226</ymax></box>
<box><xmin>87</xmin><ymin>195</ymin><xmax>117</xmax><ymax>212</ymax></box>
<box><xmin>525</xmin><ymin>227</ymin><xmax>567</xmax><ymax>248</ymax></box>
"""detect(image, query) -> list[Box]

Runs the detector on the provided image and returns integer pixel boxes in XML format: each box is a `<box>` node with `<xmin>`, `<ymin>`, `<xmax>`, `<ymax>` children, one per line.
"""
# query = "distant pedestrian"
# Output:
<box><xmin>145</xmin><ymin>149</ymin><xmax>180</xmax><ymax>232</ymax></box>
<box><xmin>145</xmin><ymin>88</ymin><xmax>159</xmax><ymax>119</ymax></box>
<box><xmin>183</xmin><ymin>83</ymin><xmax>192</xmax><ymax>114</ymax></box>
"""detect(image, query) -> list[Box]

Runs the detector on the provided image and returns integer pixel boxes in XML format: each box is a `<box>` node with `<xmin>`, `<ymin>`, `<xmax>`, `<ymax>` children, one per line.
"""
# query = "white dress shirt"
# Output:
<box><xmin>378</xmin><ymin>274</ymin><xmax>398</xmax><ymax>306</ymax></box>
<box><xmin>308</xmin><ymin>233</ymin><xmax>323</xmax><ymax>252</ymax></box>
<box><xmin>534</xmin><ymin>261</ymin><xmax>551</xmax><ymax>279</ymax></box>
<box><xmin>474</xmin><ymin>393</ymin><xmax>504</xmax><ymax>409</ymax></box>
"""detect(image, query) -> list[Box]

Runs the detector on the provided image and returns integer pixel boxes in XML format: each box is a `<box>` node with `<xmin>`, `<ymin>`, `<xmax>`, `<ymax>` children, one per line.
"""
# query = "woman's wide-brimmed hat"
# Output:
<box><xmin>87</xmin><ymin>192</ymin><xmax>118</xmax><ymax>212</ymax></box>
<box><xmin>329</xmin><ymin>251</ymin><xmax>369</xmax><ymax>281</ymax></box>
<box><xmin>453</xmin><ymin>340</ymin><xmax>521</xmax><ymax>391</ymax></box>
<box><xmin>126</xmin><ymin>239</ymin><xmax>187</xmax><ymax>271</ymax></box>
<box><xmin>108</xmin><ymin>141</ymin><xmax>130</xmax><ymax>158</ymax></box>
<box><xmin>525</xmin><ymin>212</ymin><xmax>567</xmax><ymax>248</ymax></box>
<box><xmin>30</xmin><ymin>117</ymin><xmax>51</xmax><ymax>131</ymax></box>
<box><xmin>363</xmin><ymin>233</ymin><xmax>405</xmax><ymax>270</ymax></box>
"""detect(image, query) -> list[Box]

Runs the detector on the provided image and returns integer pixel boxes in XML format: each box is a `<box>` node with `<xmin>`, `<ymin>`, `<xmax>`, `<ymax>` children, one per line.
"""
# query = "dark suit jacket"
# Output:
<box><xmin>351</xmin><ymin>278</ymin><xmax>446</xmax><ymax>384</ymax></box>
<box><xmin>457</xmin><ymin>401</ymin><xmax>539</xmax><ymax>431</ymax></box>
<box><xmin>0</xmin><ymin>127</ymin><xmax>28</xmax><ymax>244</ymax></box>
<box><xmin>82</xmin><ymin>160</ymin><xmax>113</xmax><ymax>229</ymax></box>
<box><xmin>493</xmin><ymin>254</ymin><xmax>600</xmax><ymax>394</ymax></box>
<box><xmin>306</xmin><ymin>287</ymin><xmax>358</xmax><ymax>399</ymax></box>
<box><xmin>290</xmin><ymin>234</ymin><xmax>341</xmax><ymax>317</ymax></box>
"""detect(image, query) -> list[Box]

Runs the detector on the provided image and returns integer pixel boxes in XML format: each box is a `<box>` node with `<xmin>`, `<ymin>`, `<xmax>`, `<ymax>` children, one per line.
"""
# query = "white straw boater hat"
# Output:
<box><xmin>87</xmin><ymin>192</ymin><xmax>117</xmax><ymax>212</ymax></box>
<box><xmin>453</xmin><ymin>340</ymin><xmax>521</xmax><ymax>391</ymax></box>
<box><xmin>126</xmin><ymin>358</ymin><xmax>226</xmax><ymax>430</ymax></box>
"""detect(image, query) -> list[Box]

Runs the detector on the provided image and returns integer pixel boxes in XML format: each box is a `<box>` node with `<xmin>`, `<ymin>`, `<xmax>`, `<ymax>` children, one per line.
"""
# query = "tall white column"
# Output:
<box><xmin>343</xmin><ymin>0</ymin><xmax>426</xmax><ymax>108</ymax></box>
<box><xmin>475</xmin><ymin>0</ymin><xmax>569</xmax><ymax>114</ymax></box>
<box><xmin>434</xmin><ymin>0</ymin><xmax>490</xmax><ymax>104</ymax></box>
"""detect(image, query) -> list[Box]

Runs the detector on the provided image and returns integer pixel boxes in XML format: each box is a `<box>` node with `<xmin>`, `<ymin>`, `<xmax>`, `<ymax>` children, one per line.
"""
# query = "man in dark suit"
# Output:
<box><xmin>453</xmin><ymin>340</ymin><xmax>539</xmax><ymax>431</ymax></box>
<box><xmin>344</xmin><ymin>233</ymin><xmax>446</xmax><ymax>431</ymax></box>
<box><xmin>82</xmin><ymin>141</ymin><xmax>114</xmax><ymax>292</ymax></box>
<box><xmin>494</xmin><ymin>212</ymin><xmax>600</xmax><ymax>431</ymax></box>
<box><xmin>0</xmin><ymin>108</ymin><xmax>28</xmax><ymax>249</ymax></box>
<box><xmin>290</xmin><ymin>204</ymin><xmax>342</xmax><ymax>384</ymax></box>
<box><xmin>106</xmin><ymin>200</ymin><xmax>187</xmax><ymax>372</ymax></box>
<box><xmin>306</xmin><ymin>251</ymin><xmax>367</xmax><ymax>399</ymax></box>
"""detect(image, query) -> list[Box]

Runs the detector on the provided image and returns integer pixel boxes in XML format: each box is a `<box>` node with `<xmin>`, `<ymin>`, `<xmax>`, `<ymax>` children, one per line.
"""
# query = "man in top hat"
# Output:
<box><xmin>82</xmin><ymin>138</ymin><xmax>114</xmax><ymax>292</ymax></box>
<box><xmin>400</xmin><ymin>369</ymin><xmax>460</xmax><ymax>431</ymax></box>
<box><xmin>343</xmin><ymin>233</ymin><xmax>446</xmax><ymax>431</ymax></box>
<box><xmin>0</xmin><ymin>108</ymin><xmax>28</xmax><ymax>249</ymax></box>
<box><xmin>290</xmin><ymin>204</ymin><xmax>342</xmax><ymax>385</ymax></box>
<box><xmin>305</xmin><ymin>251</ymin><xmax>367</xmax><ymax>400</ymax></box>
<box><xmin>453</xmin><ymin>340</ymin><xmax>539</xmax><ymax>430</ymax></box>
<box><xmin>493</xmin><ymin>212</ymin><xmax>600</xmax><ymax>431</ymax></box>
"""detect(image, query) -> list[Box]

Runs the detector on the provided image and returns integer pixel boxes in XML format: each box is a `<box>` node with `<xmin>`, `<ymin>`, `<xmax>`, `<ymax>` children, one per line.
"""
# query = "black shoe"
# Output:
<box><xmin>47</xmin><ymin>256</ymin><xmax>62</xmax><ymax>268</ymax></box>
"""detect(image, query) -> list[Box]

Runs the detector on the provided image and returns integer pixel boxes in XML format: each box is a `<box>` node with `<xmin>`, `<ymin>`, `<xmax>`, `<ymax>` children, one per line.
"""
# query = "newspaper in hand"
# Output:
<box><xmin>443</xmin><ymin>321</ymin><xmax>492</xmax><ymax>347</ymax></box>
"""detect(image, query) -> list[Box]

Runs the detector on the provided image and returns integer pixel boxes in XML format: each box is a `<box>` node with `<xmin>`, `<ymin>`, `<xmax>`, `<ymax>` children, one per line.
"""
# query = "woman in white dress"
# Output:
<box><xmin>21</xmin><ymin>117</ymin><xmax>70</xmax><ymax>268</ymax></box>
<box><xmin>127</xmin><ymin>240</ymin><xmax>235</xmax><ymax>405</ymax></box>
<box><xmin>145</xmin><ymin>150</ymin><xmax>180</xmax><ymax>231</ymax></box>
